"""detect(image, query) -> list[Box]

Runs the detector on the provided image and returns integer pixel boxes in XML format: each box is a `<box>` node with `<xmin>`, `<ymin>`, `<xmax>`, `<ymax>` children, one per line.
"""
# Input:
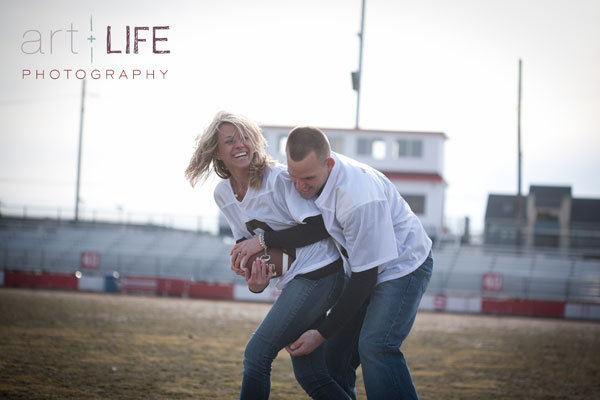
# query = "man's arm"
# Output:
<box><xmin>317</xmin><ymin>266</ymin><xmax>377</xmax><ymax>338</ymax></box>
<box><xmin>285</xmin><ymin>267</ymin><xmax>377</xmax><ymax>356</ymax></box>
<box><xmin>264</xmin><ymin>215</ymin><xmax>329</xmax><ymax>248</ymax></box>
<box><xmin>287</xmin><ymin>201</ymin><xmax>397</xmax><ymax>356</ymax></box>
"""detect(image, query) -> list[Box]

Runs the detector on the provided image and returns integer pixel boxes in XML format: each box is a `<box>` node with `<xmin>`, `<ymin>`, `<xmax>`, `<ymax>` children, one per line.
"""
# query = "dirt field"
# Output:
<box><xmin>0</xmin><ymin>289</ymin><xmax>599</xmax><ymax>399</ymax></box>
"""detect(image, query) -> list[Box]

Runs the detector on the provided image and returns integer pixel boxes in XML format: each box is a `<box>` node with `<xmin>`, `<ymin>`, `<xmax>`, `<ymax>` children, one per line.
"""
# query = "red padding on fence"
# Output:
<box><xmin>119</xmin><ymin>276</ymin><xmax>233</xmax><ymax>299</ymax></box>
<box><xmin>156</xmin><ymin>278</ymin><xmax>188</xmax><ymax>296</ymax></box>
<box><xmin>482</xmin><ymin>298</ymin><xmax>565</xmax><ymax>318</ymax></box>
<box><xmin>120</xmin><ymin>276</ymin><xmax>158</xmax><ymax>293</ymax></box>
<box><xmin>188</xmin><ymin>282</ymin><xmax>234</xmax><ymax>300</ymax></box>
<box><xmin>3</xmin><ymin>270</ymin><xmax>78</xmax><ymax>291</ymax></box>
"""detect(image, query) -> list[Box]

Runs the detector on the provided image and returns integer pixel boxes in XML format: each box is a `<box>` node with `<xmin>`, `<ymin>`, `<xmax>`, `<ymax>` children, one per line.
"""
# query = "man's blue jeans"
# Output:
<box><xmin>240</xmin><ymin>267</ymin><xmax>350</xmax><ymax>399</ymax></box>
<box><xmin>325</xmin><ymin>253</ymin><xmax>434</xmax><ymax>400</ymax></box>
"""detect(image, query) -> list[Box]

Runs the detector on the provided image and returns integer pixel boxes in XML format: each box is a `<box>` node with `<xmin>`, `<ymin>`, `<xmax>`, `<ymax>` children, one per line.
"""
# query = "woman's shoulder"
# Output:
<box><xmin>213</xmin><ymin>179</ymin><xmax>233</xmax><ymax>204</ymax></box>
<box><xmin>267</xmin><ymin>161</ymin><xmax>286</xmax><ymax>175</ymax></box>
<box><xmin>261</xmin><ymin>161</ymin><xmax>286</xmax><ymax>186</ymax></box>
<box><xmin>214</xmin><ymin>178</ymin><xmax>231</xmax><ymax>191</ymax></box>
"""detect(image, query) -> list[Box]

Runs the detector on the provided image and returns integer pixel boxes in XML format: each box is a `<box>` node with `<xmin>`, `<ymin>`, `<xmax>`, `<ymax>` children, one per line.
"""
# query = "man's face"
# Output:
<box><xmin>286</xmin><ymin>150</ymin><xmax>334</xmax><ymax>199</ymax></box>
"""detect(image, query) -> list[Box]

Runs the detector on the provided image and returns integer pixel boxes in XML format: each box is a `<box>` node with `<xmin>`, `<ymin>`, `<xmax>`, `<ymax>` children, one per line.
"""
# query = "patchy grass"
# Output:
<box><xmin>0</xmin><ymin>288</ymin><xmax>599</xmax><ymax>399</ymax></box>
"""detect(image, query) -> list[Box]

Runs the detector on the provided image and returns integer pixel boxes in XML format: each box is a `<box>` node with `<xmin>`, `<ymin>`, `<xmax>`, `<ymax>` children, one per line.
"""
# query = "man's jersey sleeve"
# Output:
<box><xmin>338</xmin><ymin>200</ymin><xmax>399</xmax><ymax>273</ymax></box>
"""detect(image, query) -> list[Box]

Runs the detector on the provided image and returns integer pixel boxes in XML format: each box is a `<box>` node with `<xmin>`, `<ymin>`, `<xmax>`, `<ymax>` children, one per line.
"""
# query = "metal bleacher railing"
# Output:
<box><xmin>0</xmin><ymin>216</ymin><xmax>244</xmax><ymax>285</ymax></box>
<box><xmin>428</xmin><ymin>245</ymin><xmax>600</xmax><ymax>303</ymax></box>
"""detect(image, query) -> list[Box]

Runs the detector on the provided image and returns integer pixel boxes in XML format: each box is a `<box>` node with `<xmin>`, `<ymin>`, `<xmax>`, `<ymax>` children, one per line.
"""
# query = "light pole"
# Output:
<box><xmin>74</xmin><ymin>79</ymin><xmax>86</xmax><ymax>222</ymax></box>
<box><xmin>516</xmin><ymin>59</ymin><xmax>523</xmax><ymax>247</ymax></box>
<box><xmin>352</xmin><ymin>0</ymin><xmax>366</xmax><ymax>129</ymax></box>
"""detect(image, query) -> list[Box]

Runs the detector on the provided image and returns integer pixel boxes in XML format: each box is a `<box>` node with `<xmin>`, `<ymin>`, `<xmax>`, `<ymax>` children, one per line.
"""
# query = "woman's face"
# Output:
<box><xmin>215</xmin><ymin>122</ymin><xmax>255</xmax><ymax>173</ymax></box>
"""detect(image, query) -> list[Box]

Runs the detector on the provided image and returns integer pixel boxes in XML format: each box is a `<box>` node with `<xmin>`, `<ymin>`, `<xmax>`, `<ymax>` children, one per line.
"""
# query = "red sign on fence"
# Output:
<box><xmin>81</xmin><ymin>251</ymin><xmax>100</xmax><ymax>269</ymax></box>
<box><xmin>433</xmin><ymin>294</ymin><xmax>447</xmax><ymax>311</ymax></box>
<box><xmin>482</xmin><ymin>272</ymin><xmax>503</xmax><ymax>291</ymax></box>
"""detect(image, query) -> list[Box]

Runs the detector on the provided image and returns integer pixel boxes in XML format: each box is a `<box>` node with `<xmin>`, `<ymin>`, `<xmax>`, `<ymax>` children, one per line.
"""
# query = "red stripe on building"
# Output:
<box><xmin>382</xmin><ymin>171</ymin><xmax>446</xmax><ymax>183</ymax></box>
<box><xmin>482</xmin><ymin>298</ymin><xmax>565</xmax><ymax>318</ymax></box>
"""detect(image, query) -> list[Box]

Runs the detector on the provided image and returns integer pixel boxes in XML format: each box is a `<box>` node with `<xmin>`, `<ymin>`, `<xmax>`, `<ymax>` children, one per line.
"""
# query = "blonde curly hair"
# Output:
<box><xmin>185</xmin><ymin>111</ymin><xmax>272</xmax><ymax>190</ymax></box>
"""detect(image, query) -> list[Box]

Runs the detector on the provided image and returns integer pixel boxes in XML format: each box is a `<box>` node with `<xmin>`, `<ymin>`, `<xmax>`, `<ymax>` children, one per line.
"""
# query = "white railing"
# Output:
<box><xmin>0</xmin><ymin>203</ymin><xmax>219</xmax><ymax>234</ymax></box>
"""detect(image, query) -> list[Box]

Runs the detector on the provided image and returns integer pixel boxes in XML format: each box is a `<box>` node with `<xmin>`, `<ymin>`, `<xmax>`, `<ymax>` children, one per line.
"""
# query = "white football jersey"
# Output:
<box><xmin>214</xmin><ymin>162</ymin><xmax>340</xmax><ymax>289</ymax></box>
<box><xmin>314</xmin><ymin>152</ymin><xmax>432</xmax><ymax>285</ymax></box>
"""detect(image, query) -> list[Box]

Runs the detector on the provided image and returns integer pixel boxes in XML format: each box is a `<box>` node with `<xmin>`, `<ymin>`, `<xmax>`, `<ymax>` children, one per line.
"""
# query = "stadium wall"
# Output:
<box><xmin>3</xmin><ymin>269</ymin><xmax>78</xmax><ymax>290</ymax></box>
<box><xmin>78</xmin><ymin>276</ymin><xmax>105</xmax><ymax>292</ymax></box>
<box><xmin>1</xmin><ymin>269</ymin><xmax>599</xmax><ymax>321</ymax></box>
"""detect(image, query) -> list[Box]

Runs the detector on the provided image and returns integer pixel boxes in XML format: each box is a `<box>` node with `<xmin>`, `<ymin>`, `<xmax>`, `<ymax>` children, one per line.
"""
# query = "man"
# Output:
<box><xmin>284</xmin><ymin>126</ymin><xmax>434</xmax><ymax>400</ymax></box>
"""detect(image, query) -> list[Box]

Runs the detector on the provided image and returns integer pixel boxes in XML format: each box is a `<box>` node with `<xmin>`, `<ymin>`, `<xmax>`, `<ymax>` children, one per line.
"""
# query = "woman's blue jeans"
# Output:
<box><xmin>240</xmin><ymin>267</ymin><xmax>350</xmax><ymax>399</ymax></box>
<box><xmin>325</xmin><ymin>253</ymin><xmax>434</xmax><ymax>400</ymax></box>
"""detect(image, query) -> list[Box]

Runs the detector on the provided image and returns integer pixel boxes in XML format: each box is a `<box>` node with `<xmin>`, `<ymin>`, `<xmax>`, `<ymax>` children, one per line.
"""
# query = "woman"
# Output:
<box><xmin>185</xmin><ymin>111</ymin><xmax>350</xmax><ymax>399</ymax></box>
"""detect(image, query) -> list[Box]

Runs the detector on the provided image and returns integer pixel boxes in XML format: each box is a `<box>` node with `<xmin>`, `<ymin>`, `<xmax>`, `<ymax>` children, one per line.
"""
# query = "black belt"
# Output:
<box><xmin>296</xmin><ymin>257</ymin><xmax>343</xmax><ymax>280</ymax></box>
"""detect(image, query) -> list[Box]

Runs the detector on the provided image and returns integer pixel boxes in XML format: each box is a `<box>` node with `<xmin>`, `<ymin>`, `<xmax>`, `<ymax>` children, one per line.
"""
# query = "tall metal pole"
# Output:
<box><xmin>516</xmin><ymin>59</ymin><xmax>523</xmax><ymax>247</ymax></box>
<box><xmin>74</xmin><ymin>79</ymin><xmax>86</xmax><ymax>222</ymax></box>
<box><xmin>354</xmin><ymin>0</ymin><xmax>366</xmax><ymax>129</ymax></box>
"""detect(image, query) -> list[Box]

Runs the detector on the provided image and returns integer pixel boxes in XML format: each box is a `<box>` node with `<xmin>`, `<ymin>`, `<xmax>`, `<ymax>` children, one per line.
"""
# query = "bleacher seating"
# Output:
<box><xmin>1</xmin><ymin>217</ymin><xmax>599</xmax><ymax>302</ymax></box>
<box><xmin>0</xmin><ymin>217</ymin><xmax>245</xmax><ymax>285</ymax></box>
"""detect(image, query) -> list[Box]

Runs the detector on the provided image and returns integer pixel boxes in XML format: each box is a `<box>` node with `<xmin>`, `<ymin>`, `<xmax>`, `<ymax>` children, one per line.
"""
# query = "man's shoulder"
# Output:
<box><xmin>316</xmin><ymin>153</ymin><xmax>384</xmax><ymax>210</ymax></box>
<box><xmin>333</xmin><ymin>153</ymin><xmax>380</xmax><ymax>183</ymax></box>
<box><xmin>331</xmin><ymin>153</ymin><xmax>388</xmax><ymax>202</ymax></box>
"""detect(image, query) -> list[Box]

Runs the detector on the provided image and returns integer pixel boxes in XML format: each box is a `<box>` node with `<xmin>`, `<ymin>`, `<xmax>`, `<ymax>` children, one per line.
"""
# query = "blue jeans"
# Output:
<box><xmin>325</xmin><ymin>253</ymin><xmax>434</xmax><ymax>400</ymax></box>
<box><xmin>240</xmin><ymin>267</ymin><xmax>350</xmax><ymax>400</ymax></box>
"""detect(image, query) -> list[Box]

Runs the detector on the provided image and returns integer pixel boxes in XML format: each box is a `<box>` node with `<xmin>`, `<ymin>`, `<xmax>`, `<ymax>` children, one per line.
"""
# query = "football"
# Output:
<box><xmin>243</xmin><ymin>248</ymin><xmax>295</xmax><ymax>278</ymax></box>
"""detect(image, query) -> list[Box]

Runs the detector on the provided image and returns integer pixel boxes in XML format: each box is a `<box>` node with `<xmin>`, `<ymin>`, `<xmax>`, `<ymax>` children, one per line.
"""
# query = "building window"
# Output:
<box><xmin>410</xmin><ymin>140</ymin><xmax>423</xmax><ymax>157</ymax></box>
<box><xmin>357</xmin><ymin>138</ymin><xmax>370</xmax><ymax>155</ymax></box>
<box><xmin>357</xmin><ymin>138</ymin><xmax>386</xmax><ymax>160</ymax></box>
<box><xmin>373</xmin><ymin>140</ymin><xmax>386</xmax><ymax>159</ymax></box>
<box><xmin>328</xmin><ymin>136</ymin><xmax>345</xmax><ymax>153</ymax></box>
<box><xmin>396</xmin><ymin>139</ymin><xmax>423</xmax><ymax>158</ymax></box>
<box><xmin>402</xmin><ymin>194</ymin><xmax>426</xmax><ymax>215</ymax></box>
<box><xmin>534</xmin><ymin>212</ymin><xmax>560</xmax><ymax>248</ymax></box>
<box><xmin>278</xmin><ymin>134</ymin><xmax>287</xmax><ymax>156</ymax></box>
<box><xmin>397</xmin><ymin>140</ymin><xmax>408</xmax><ymax>156</ymax></box>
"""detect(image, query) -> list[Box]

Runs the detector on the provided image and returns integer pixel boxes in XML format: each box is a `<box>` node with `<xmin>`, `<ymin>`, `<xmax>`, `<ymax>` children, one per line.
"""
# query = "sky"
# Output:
<box><xmin>1</xmin><ymin>0</ymin><xmax>599</xmax><ymax>235</ymax></box>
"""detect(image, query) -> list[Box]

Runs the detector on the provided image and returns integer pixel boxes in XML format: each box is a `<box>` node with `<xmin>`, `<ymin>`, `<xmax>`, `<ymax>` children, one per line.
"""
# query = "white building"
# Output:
<box><xmin>261</xmin><ymin>126</ymin><xmax>448</xmax><ymax>241</ymax></box>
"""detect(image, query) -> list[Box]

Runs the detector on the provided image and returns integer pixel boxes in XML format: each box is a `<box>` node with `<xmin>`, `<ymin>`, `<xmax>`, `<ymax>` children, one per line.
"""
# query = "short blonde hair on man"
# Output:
<box><xmin>185</xmin><ymin>111</ymin><xmax>272</xmax><ymax>189</ymax></box>
<box><xmin>286</xmin><ymin>126</ymin><xmax>331</xmax><ymax>163</ymax></box>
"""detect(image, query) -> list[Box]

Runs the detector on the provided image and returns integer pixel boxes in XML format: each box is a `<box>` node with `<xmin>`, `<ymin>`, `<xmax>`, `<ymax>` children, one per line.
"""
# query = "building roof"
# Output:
<box><xmin>485</xmin><ymin>194</ymin><xmax>527</xmax><ymax>220</ymax></box>
<box><xmin>485</xmin><ymin>188</ymin><xmax>600</xmax><ymax>226</ymax></box>
<box><xmin>571</xmin><ymin>198</ymin><xmax>600</xmax><ymax>224</ymax></box>
<box><xmin>261</xmin><ymin>125</ymin><xmax>448</xmax><ymax>139</ymax></box>
<box><xmin>529</xmin><ymin>185</ymin><xmax>571</xmax><ymax>208</ymax></box>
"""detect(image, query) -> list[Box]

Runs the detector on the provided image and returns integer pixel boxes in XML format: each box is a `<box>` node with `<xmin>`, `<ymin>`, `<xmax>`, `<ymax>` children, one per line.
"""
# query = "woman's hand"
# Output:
<box><xmin>230</xmin><ymin>236</ymin><xmax>263</xmax><ymax>271</ymax></box>
<box><xmin>245</xmin><ymin>258</ymin><xmax>273</xmax><ymax>293</ymax></box>
<box><xmin>230</xmin><ymin>256</ymin><xmax>246</xmax><ymax>276</ymax></box>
